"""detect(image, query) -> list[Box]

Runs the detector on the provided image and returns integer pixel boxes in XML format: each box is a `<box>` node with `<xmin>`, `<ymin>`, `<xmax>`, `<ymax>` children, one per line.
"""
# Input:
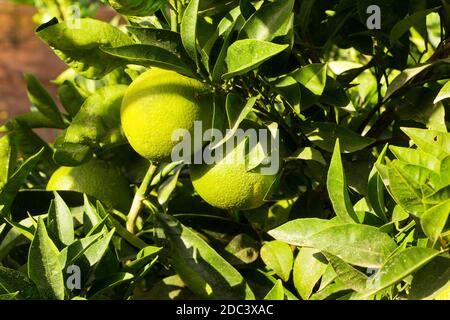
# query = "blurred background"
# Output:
<box><xmin>0</xmin><ymin>0</ymin><xmax>112</xmax><ymax>140</ymax></box>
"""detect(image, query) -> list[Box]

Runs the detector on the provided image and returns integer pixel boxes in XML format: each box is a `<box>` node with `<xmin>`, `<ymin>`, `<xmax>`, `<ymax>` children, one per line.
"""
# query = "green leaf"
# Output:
<box><xmin>293</xmin><ymin>248</ymin><xmax>327</xmax><ymax>300</ymax></box>
<box><xmin>367</xmin><ymin>144</ymin><xmax>388</xmax><ymax>222</ymax></box>
<box><xmin>327</xmin><ymin>140</ymin><xmax>359</xmax><ymax>224</ymax></box>
<box><xmin>304</xmin><ymin>122</ymin><xmax>375</xmax><ymax>153</ymax></box>
<box><xmin>58</xmin><ymin>80</ymin><xmax>85</xmax><ymax>117</ymax></box>
<box><xmin>63</xmin><ymin>85</ymin><xmax>127</xmax><ymax>150</ymax></box>
<box><xmin>224</xmin><ymin>234</ymin><xmax>259</xmax><ymax>265</ymax></box>
<box><xmin>48</xmin><ymin>192</ymin><xmax>74</xmax><ymax>247</ymax></box>
<box><xmin>410</xmin><ymin>255</ymin><xmax>450</xmax><ymax>300</ymax></box>
<box><xmin>125</xmin><ymin>246</ymin><xmax>162</xmax><ymax>273</ymax></box>
<box><xmin>291</xmin><ymin>64</ymin><xmax>328</xmax><ymax>96</ymax></box>
<box><xmin>156</xmin><ymin>213</ymin><xmax>255</xmax><ymax>299</ymax></box>
<box><xmin>28</xmin><ymin>218</ymin><xmax>65</xmax><ymax>300</ymax></box>
<box><xmin>180</xmin><ymin>0</ymin><xmax>200</xmax><ymax>69</ymax></box>
<box><xmin>268</xmin><ymin>218</ymin><xmax>339</xmax><ymax>247</ymax></box>
<box><xmin>100</xmin><ymin>45</ymin><xmax>195</xmax><ymax>77</ymax></box>
<box><xmin>58</xmin><ymin>233</ymin><xmax>103</xmax><ymax>269</ymax></box>
<box><xmin>239</xmin><ymin>0</ymin><xmax>294</xmax><ymax>41</ymax></box>
<box><xmin>88</xmin><ymin>272</ymin><xmax>134</xmax><ymax>298</ymax></box>
<box><xmin>323</xmin><ymin>252</ymin><xmax>368</xmax><ymax>292</ymax></box>
<box><xmin>0</xmin><ymin>148</ymin><xmax>44</xmax><ymax>216</ymax></box>
<box><xmin>157</xmin><ymin>166</ymin><xmax>183</xmax><ymax>205</ymax></box>
<box><xmin>401</xmin><ymin>127</ymin><xmax>450</xmax><ymax>160</ymax></box>
<box><xmin>287</xmin><ymin>147</ymin><xmax>326</xmax><ymax>165</ymax></box>
<box><xmin>263</xmin><ymin>279</ymin><xmax>284</xmax><ymax>300</ymax></box>
<box><xmin>260</xmin><ymin>240</ymin><xmax>293</xmax><ymax>282</ymax></box>
<box><xmin>210</xmin><ymin>95</ymin><xmax>256</xmax><ymax>150</ymax></box>
<box><xmin>24</xmin><ymin>73</ymin><xmax>65</xmax><ymax>128</ymax></box>
<box><xmin>211</xmin><ymin>8</ymin><xmax>242</xmax><ymax>82</ymax></box>
<box><xmin>37</xmin><ymin>18</ymin><xmax>134</xmax><ymax>79</ymax></box>
<box><xmin>434</xmin><ymin>80</ymin><xmax>450</xmax><ymax>104</ymax></box>
<box><xmin>0</xmin><ymin>134</ymin><xmax>15</xmax><ymax>190</ymax></box>
<box><xmin>308</xmin><ymin>224</ymin><xmax>398</xmax><ymax>268</ymax></box>
<box><xmin>390</xmin><ymin>146</ymin><xmax>440</xmax><ymax>173</ymax></box>
<box><xmin>384</xmin><ymin>63</ymin><xmax>433</xmax><ymax>102</ymax></box>
<box><xmin>223</xmin><ymin>40</ymin><xmax>289</xmax><ymax>78</ymax></box>
<box><xmin>0</xmin><ymin>266</ymin><xmax>37</xmax><ymax>299</ymax></box>
<box><xmin>362</xmin><ymin>248</ymin><xmax>441</xmax><ymax>298</ymax></box>
<box><xmin>97</xmin><ymin>203</ymin><xmax>147</xmax><ymax>249</ymax></box>
<box><xmin>421</xmin><ymin>200</ymin><xmax>450</xmax><ymax>245</ymax></box>
<box><xmin>390</xmin><ymin>8</ymin><xmax>438</xmax><ymax>45</ymax></box>
<box><xmin>386</xmin><ymin>159</ymin><xmax>426</xmax><ymax>216</ymax></box>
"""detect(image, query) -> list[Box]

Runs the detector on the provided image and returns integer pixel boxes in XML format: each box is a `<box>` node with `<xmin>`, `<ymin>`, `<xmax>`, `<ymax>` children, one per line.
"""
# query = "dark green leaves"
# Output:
<box><xmin>156</xmin><ymin>213</ymin><xmax>255</xmax><ymax>299</ymax></box>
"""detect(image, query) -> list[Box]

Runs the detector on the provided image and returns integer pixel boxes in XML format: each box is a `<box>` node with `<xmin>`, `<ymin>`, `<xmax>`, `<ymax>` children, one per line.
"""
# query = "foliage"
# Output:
<box><xmin>0</xmin><ymin>0</ymin><xmax>449</xmax><ymax>300</ymax></box>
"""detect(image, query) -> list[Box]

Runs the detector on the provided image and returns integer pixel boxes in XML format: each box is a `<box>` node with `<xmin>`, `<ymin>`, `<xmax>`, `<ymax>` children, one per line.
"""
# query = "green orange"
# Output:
<box><xmin>46</xmin><ymin>159</ymin><xmax>132</xmax><ymax>212</ymax></box>
<box><xmin>121</xmin><ymin>68</ymin><xmax>215</xmax><ymax>162</ymax></box>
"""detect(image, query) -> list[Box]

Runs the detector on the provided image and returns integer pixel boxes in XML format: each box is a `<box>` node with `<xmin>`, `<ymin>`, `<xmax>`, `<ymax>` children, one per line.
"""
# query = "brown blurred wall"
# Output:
<box><xmin>0</xmin><ymin>1</ymin><xmax>115</xmax><ymax>141</ymax></box>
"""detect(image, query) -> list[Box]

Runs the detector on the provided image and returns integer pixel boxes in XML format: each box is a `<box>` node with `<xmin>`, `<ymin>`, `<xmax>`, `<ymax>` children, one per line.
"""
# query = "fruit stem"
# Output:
<box><xmin>126</xmin><ymin>162</ymin><xmax>158</xmax><ymax>234</ymax></box>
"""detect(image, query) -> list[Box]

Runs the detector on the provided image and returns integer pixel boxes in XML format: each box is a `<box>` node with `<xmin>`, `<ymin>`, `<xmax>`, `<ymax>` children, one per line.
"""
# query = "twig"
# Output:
<box><xmin>126</xmin><ymin>162</ymin><xmax>158</xmax><ymax>234</ymax></box>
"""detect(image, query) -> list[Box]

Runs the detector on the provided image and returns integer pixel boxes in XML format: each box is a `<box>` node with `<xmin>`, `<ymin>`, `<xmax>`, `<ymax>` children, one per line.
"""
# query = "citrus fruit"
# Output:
<box><xmin>121</xmin><ymin>68</ymin><xmax>216</xmax><ymax>163</ymax></box>
<box><xmin>46</xmin><ymin>159</ymin><xmax>132</xmax><ymax>212</ymax></box>
<box><xmin>189</xmin><ymin>123</ymin><xmax>280</xmax><ymax>211</ymax></box>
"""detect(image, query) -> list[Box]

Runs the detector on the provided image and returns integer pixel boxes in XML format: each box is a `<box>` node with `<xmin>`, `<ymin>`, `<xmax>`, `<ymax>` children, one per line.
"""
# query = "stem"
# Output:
<box><xmin>126</xmin><ymin>163</ymin><xmax>157</xmax><ymax>234</ymax></box>
<box><xmin>170</xmin><ymin>0</ymin><xmax>178</xmax><ymax>32</ymax></box>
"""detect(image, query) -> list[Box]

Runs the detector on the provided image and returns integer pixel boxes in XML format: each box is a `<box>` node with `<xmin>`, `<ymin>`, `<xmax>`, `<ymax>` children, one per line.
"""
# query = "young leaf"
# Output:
<box><xmin>88</xmin><ymin>272</ymin><xmax>134</xmax><ymax>298</ymax></box>
<box><xmin>287</xmin><ymin>147</ymin><xmax>326</xmax><ymax>165</ymax></box>
<box><xmin>48</xmin><ymin>192</ymin><xmax>74</xmax><ymax>247</ymax></box>
<box><xmin>28</xmin><ymin>218</ymin><xmax>65</xmax><ymax>300</ymax></box>
<box><xmin>156</xmin><ymin>213</ymin><xmax>255</xmax><ymax>299</ymax></box>
<box><xmin>384</xmin><ymin>63</ymin><xmax>433</xmax><ymax>101</ymax></box>
<box><xmin>293</xmin><ymin>248</ymin><xmax>327</xmax><ymax>300</ymax></box>
<box><xmin>260</xmin><ymin>240</ymin><xmax>293</xmax><ymax>282</ymax></box>
<box><xmin>223</xmin><ymin>40</ymin><xmax>289</xmax><ymax>78</ymax></box>
<box><xmin>263</xmin><ymin>279</ymin><xmax>284</xmax><ymax>300</ymax></box>
<box><xmin>401</xmin><ymin>127</ymin><xmax>450</xmax><ymax>160</ymax></box>
<box><xmin>420</xmin><ymin>200</ymin><xmax>450</xmax><ymax>245</ymax></box>
<box><xmin>327</xmin><ymin>140</ymin><xmax>359</xmax><ymax>224</ymax></box>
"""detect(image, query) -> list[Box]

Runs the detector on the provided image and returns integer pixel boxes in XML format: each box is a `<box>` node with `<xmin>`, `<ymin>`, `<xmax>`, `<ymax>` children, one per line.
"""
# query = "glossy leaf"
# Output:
<box><xmin>327</xmin><ymin>140</ymin><xmax>359</xmax><ymax>223</ymax></box>
<box><xmin>223</xmin><ymin>40</ymin><xmax>289</xmax><ymax>78</ymax></box>
<box><xmin>260</xmin><ymin>240</ymin><xmax>293</xmax><ymax>282</ymax></box>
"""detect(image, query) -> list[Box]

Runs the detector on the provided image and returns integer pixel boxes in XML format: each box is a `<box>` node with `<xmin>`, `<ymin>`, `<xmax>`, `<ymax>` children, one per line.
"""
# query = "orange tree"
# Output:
<box><xmin>0</xmin><ymin>0</ymin><xmax>449</xmax><ymax>300</ymax></box>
